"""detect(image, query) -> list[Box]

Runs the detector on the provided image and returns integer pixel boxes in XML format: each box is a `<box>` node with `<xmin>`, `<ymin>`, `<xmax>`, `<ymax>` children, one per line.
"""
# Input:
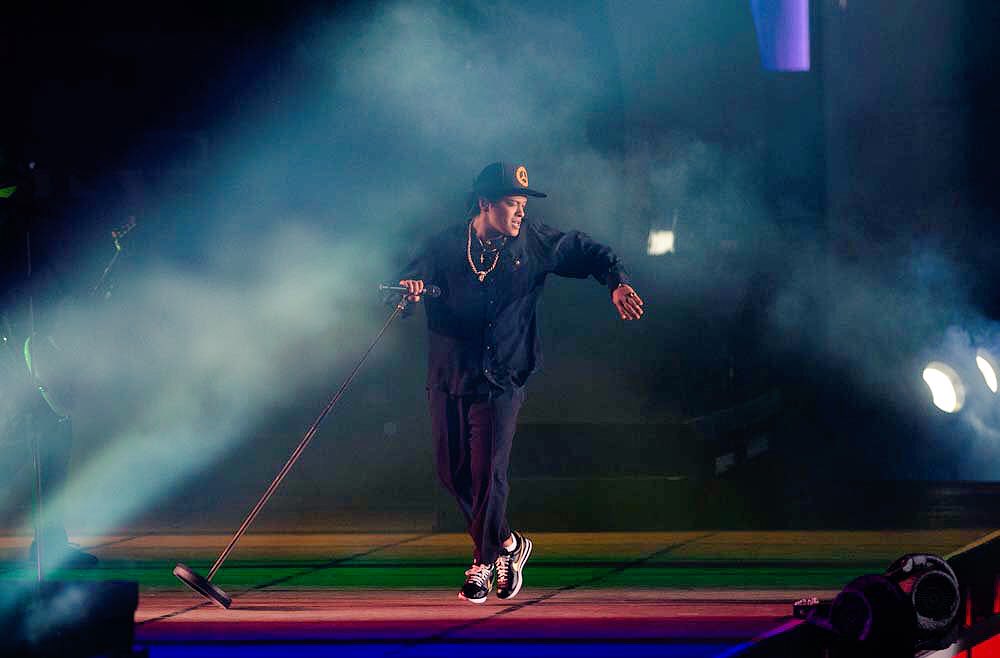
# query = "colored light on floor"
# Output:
<box><xmin>973</xmin><ymin>632</ymin><xmax>1000</xmax><ymax>657</ymax></box>
<box><xmin>144</xmin><ymin>642</ymin><xmax>737</xmax><ymax>658</ymax></box>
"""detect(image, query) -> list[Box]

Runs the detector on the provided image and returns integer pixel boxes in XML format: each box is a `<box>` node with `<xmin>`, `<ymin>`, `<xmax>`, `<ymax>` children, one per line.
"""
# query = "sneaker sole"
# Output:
<box><xmin>497</xmin><ymin>537</ymin><xmax>533</xmax><ymax>600</ymax></box>
<box><xmin>458</xmin><ymin>592</ymin><xmax>489</xmax><ymax>604</ymax></box>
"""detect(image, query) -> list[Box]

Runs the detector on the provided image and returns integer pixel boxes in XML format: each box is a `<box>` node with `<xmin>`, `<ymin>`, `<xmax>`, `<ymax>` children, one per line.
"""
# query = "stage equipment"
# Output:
<box><xmin>174</xmin><ymin>292</ymin><xmax>416</xmax><ymax>608</ymax></box>
<box><xmin>647</xmin><ymin>229</ymin><xmax>675</xmax><ymax>255</ymax></box>
<box><xmin>976</xmin><ymin>349</ymin><xmax>999</xmax><ymax>394</ymax></box>
<box><xmin>784</xmin><ymin>574</ymin><xmax>917</xmax><ymax>657</ymax></box>
<box><xmin>885</xmin><ymin>553</ymin><xmax>961</xmax><ymax>645</ymax></box>
<box><xmin>922</xmin><ymin>361</ymin><xmax>965</xmax><ymax>413</ymax></box>
<box><xmin>736</xmin><ymin>531</ymin><xmax>1000</xmax><ymax>656</ymax></box>
<box><xmin>171</xmin><ymin>563</ymin><xmax>231</xmax><ymax>609</ymax></box>
<box><xmin>646</xmin><ymin>210</ymin><xmax>678</xmax><ymax>256</ymax></box>
<box><xmin>789</xmin><ymin>554</ymin><xmax>959</xmax><ymax>655</ymax></box>
<box><xmin>750</xmin><ymin>0</ymin><xmax>810</xmax><ymax>72</ymax></box>
<box><xmin>0</xmin><ymin>580</ymin><xmax>139</xmax><ymax>657</ymax></box>
<box><xmin>91</xmin><ymin>217</ymin><xmax>137</xmax><ymax>298</ymax></box>
<box><xmin>826</xmin><ymin>574</ymin><xmax>917</xmax><ymax>647</ymax></box>
<box><xmin>19</xmin><ymin>217</ymin><xmax>137</xmax><ymax>579</ymax></box>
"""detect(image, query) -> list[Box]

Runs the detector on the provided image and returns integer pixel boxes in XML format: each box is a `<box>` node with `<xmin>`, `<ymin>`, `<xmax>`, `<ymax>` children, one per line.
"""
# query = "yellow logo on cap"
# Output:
<box><xmin>514</xmin><ymin>166</ymin><xmax>529</xmax><ymax>188</ymax></box>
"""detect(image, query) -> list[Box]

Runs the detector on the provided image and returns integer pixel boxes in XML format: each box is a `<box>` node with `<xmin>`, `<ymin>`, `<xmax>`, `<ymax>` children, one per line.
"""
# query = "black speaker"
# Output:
<box><xmin>0</xmin><ymin>580</ymin><xmax>140</xmax><ymax>658</ymax></box>
<box><xmin>885</xmin><ymin>553</ymin><xmax>961</xmax><ymax>647</ymax></box>
<box><xmin>827</xmin><ymin>574</ymin><xmax>917</xmax><ymax>647</ymax></box>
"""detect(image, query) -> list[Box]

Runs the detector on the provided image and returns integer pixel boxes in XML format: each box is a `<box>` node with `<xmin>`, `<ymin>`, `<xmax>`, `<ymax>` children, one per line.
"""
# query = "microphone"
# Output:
<box><xmin>379</xmin><ymin>283</ymin><xmax>442</xmax><ymax>298</ymax></box>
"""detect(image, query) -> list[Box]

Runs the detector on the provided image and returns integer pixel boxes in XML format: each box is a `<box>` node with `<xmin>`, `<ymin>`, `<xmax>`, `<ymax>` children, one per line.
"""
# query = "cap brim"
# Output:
<box><xmin>482</xmin><ymin>187</ymin><xmax>547</xmax><ymax>198</ymax></box>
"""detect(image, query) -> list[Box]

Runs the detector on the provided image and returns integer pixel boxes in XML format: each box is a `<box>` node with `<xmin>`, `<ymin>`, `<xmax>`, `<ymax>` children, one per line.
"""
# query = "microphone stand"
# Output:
<box><xmin>20</xmin><ymin>212</ymin><xmax>135</xmax><ymax>581</ymax></box>
<box><xmin>90</xmin><ymin>217</ymin><xmax>135</xmax><ymax>299</ymax></box>
<box><xmin>201</xmin><ymin>294</ymin><xmax>412</xmax><ymax>586</ymax></box>
<box><xmin>25</xmin><ymin>228</ymin><xmax>44</xmax><ymax>583</ymax></box>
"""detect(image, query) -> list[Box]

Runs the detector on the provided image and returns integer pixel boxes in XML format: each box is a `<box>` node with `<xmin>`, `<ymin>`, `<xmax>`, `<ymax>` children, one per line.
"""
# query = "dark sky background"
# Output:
<box><xmin>2</xmin><ymin>1</ymin><xmax>999</xmax><ymax>532</ymax></box>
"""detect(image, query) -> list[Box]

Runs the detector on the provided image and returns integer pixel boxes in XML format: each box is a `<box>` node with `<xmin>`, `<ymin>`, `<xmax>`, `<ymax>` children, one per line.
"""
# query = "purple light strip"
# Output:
<box><xmin>750</xmin><ymin>0</ymin><xmax>810</xmax><ymax>72</ymax></box>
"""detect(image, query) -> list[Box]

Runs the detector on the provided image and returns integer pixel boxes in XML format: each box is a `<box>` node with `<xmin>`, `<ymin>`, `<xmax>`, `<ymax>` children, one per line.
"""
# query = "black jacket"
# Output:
<box><xmin>398</xmin><ymin>217</ymin><xmax>631</xmax><ymax>394</ymax></box>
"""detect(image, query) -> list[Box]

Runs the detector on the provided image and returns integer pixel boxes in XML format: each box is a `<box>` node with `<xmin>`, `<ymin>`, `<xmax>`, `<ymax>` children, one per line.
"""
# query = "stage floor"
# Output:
<box><xmin>0</xmin><ymin>529</ymin><xmax>991</xmax><ymax>657</ymax></box>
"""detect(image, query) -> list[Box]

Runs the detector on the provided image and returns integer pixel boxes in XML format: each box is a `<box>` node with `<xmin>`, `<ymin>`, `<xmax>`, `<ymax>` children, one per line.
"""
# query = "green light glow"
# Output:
<box><xmin>0</xmin><ymin>185</ymin><xmax>16</xmax><ymax>198</ymax></box>
<box><xmin>0</xmin><ymin>559</ymin><xmax>873</xmax><ymax>590</ymax></box>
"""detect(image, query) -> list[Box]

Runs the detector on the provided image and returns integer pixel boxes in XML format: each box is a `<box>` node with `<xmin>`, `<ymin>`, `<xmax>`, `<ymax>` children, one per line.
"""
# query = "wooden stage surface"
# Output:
<box><xmin>0</xmin><ymin>529</ymin><xmax>993</xmax><ymax>657</ymax></box>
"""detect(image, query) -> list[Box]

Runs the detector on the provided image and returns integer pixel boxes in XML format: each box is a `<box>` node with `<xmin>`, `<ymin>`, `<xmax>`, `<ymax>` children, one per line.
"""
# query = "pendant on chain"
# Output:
<box><xmin>478</xmin><ymin>272</ymin><xmax>486</xmax><ymax>283</ymax></box>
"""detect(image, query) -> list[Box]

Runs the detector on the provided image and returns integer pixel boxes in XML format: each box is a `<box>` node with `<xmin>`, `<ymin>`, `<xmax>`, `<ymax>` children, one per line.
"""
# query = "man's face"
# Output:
<box><xmin>485</xmin><ymin>195</ymin><xmax>527</xmax><ymax>237</ymax></box>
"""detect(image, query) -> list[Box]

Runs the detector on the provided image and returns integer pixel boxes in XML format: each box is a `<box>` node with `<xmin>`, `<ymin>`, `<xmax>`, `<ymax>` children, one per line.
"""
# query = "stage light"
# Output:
<box><xmin>750</xmin><ymin>0</ymin><xmax>810</xmax><ymax>72</ymax></box>
<box><xmin>975</xmin><ymin>350</ymin><xmax>998</xmax><ymax>394</ymax></box>
<box><xmin>922</xmin><ymin>362</ymin><xmax>965</xmax><ymax>413</ymax></box>
<box><xmin>647</xmin><ymin>229</ymin><xmax>675</xmax><ymax>255</ymax></box>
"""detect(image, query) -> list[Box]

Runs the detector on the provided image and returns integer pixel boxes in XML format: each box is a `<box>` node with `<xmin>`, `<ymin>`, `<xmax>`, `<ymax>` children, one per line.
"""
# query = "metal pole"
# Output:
<box><xmin>30</xmin><ymin>416</ymin><xmax>43</xmax><ymax>582</ymax></box>
<box><xmin>25</xmin><ymin>230</ymin><xmax>43</xmax><ymax>582</ymax></box>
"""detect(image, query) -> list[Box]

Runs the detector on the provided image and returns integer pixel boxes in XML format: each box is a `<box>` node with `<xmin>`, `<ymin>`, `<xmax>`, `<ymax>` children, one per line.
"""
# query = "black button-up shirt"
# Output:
<box><xmin>398</xmin><ymin>217</ymin><xmax>631</xmax><ymax>395</ymax></box>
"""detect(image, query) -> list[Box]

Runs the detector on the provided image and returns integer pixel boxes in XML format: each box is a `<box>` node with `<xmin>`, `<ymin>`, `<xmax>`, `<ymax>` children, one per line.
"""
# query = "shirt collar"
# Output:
<box><xmin>454</xmin><ymin>217</ymin><xmax>528</xmax><ymax>260</ymax></box>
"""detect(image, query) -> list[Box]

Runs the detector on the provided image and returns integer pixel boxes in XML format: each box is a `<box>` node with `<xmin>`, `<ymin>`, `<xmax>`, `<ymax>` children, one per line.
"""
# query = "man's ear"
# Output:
<box><xmin>478</xmin><ymin>197</ymin><xmax>491</xmax><ymax>213</ymax></box>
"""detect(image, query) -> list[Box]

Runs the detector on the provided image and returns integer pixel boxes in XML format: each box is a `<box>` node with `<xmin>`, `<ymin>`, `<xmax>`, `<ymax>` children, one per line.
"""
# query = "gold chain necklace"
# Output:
<box><xmin>466</xmin><ymin>221</ymin><xmax>501</xmax><ymax>283</ymax></box>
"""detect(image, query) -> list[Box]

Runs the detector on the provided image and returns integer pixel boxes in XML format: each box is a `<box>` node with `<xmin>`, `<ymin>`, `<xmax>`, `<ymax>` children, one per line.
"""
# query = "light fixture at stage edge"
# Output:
<box><xmin>922</xmin><ymin>361</ymin><xmax>965</xmax><ymax>413</ymax></box>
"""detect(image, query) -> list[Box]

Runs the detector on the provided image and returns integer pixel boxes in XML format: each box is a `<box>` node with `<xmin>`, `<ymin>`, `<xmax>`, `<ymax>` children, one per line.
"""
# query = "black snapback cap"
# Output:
<box><xmin>472</xmin><ymin>161</ymin><xmax>547</xmax><ymax>199</ymax></box>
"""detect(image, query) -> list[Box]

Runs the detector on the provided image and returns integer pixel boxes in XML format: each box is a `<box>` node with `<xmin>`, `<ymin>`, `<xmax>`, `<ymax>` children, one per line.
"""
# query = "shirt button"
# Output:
<box><xmin>486</xmin><ymin>345</ymin><xmax>492</xmax><ymax>351</ymax></box>
<box><xmin>484</xmin><ymin>369</ymin><xmax>490</xmax><ymax>374</ymax></box>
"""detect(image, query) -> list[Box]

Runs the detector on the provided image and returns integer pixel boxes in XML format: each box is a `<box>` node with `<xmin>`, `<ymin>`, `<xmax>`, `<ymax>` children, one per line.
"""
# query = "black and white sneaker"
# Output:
<box><xmin>459</xmin><ymin>562</ymin><xmax>495</xmax><ymax>604</ymax></box>
<box><xmin>495</xmin><ymin>531</ymin><xmax>533</xmax><ymax>600</ymax></box>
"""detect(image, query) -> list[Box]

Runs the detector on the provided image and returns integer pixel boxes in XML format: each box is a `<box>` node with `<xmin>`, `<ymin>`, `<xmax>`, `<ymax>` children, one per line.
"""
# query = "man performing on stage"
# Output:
<box><xmin>397</xmin><ymin>162</ymin><xmax>644</xmax><ymax>603</ymax></box>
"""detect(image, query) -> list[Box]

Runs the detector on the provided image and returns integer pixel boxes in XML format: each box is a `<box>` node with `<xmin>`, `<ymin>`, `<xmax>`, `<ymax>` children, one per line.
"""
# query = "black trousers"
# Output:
<box><xmin>429</xmin><ymin>386</ymin><xmax>525</xmax><ymax>565</ymax></box>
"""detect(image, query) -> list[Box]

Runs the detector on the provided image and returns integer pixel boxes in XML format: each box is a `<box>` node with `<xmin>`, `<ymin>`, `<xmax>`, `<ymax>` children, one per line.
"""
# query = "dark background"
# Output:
<box><xmin>1</xmin><ymin>1</ymin><xmax>999</xmax><ymax>533</ymax></box>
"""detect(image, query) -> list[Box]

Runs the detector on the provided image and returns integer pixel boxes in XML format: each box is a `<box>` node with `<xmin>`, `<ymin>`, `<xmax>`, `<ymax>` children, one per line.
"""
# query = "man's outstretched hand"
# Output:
<box><xmin>612</xmin><ymin>284</ymin><xmax>644</xmax><ymax>320</ymax></box>
<box><xmin>399</xmin><ymin>279</ymin><xmax>426</xmax><ymax>302</ymax></box>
